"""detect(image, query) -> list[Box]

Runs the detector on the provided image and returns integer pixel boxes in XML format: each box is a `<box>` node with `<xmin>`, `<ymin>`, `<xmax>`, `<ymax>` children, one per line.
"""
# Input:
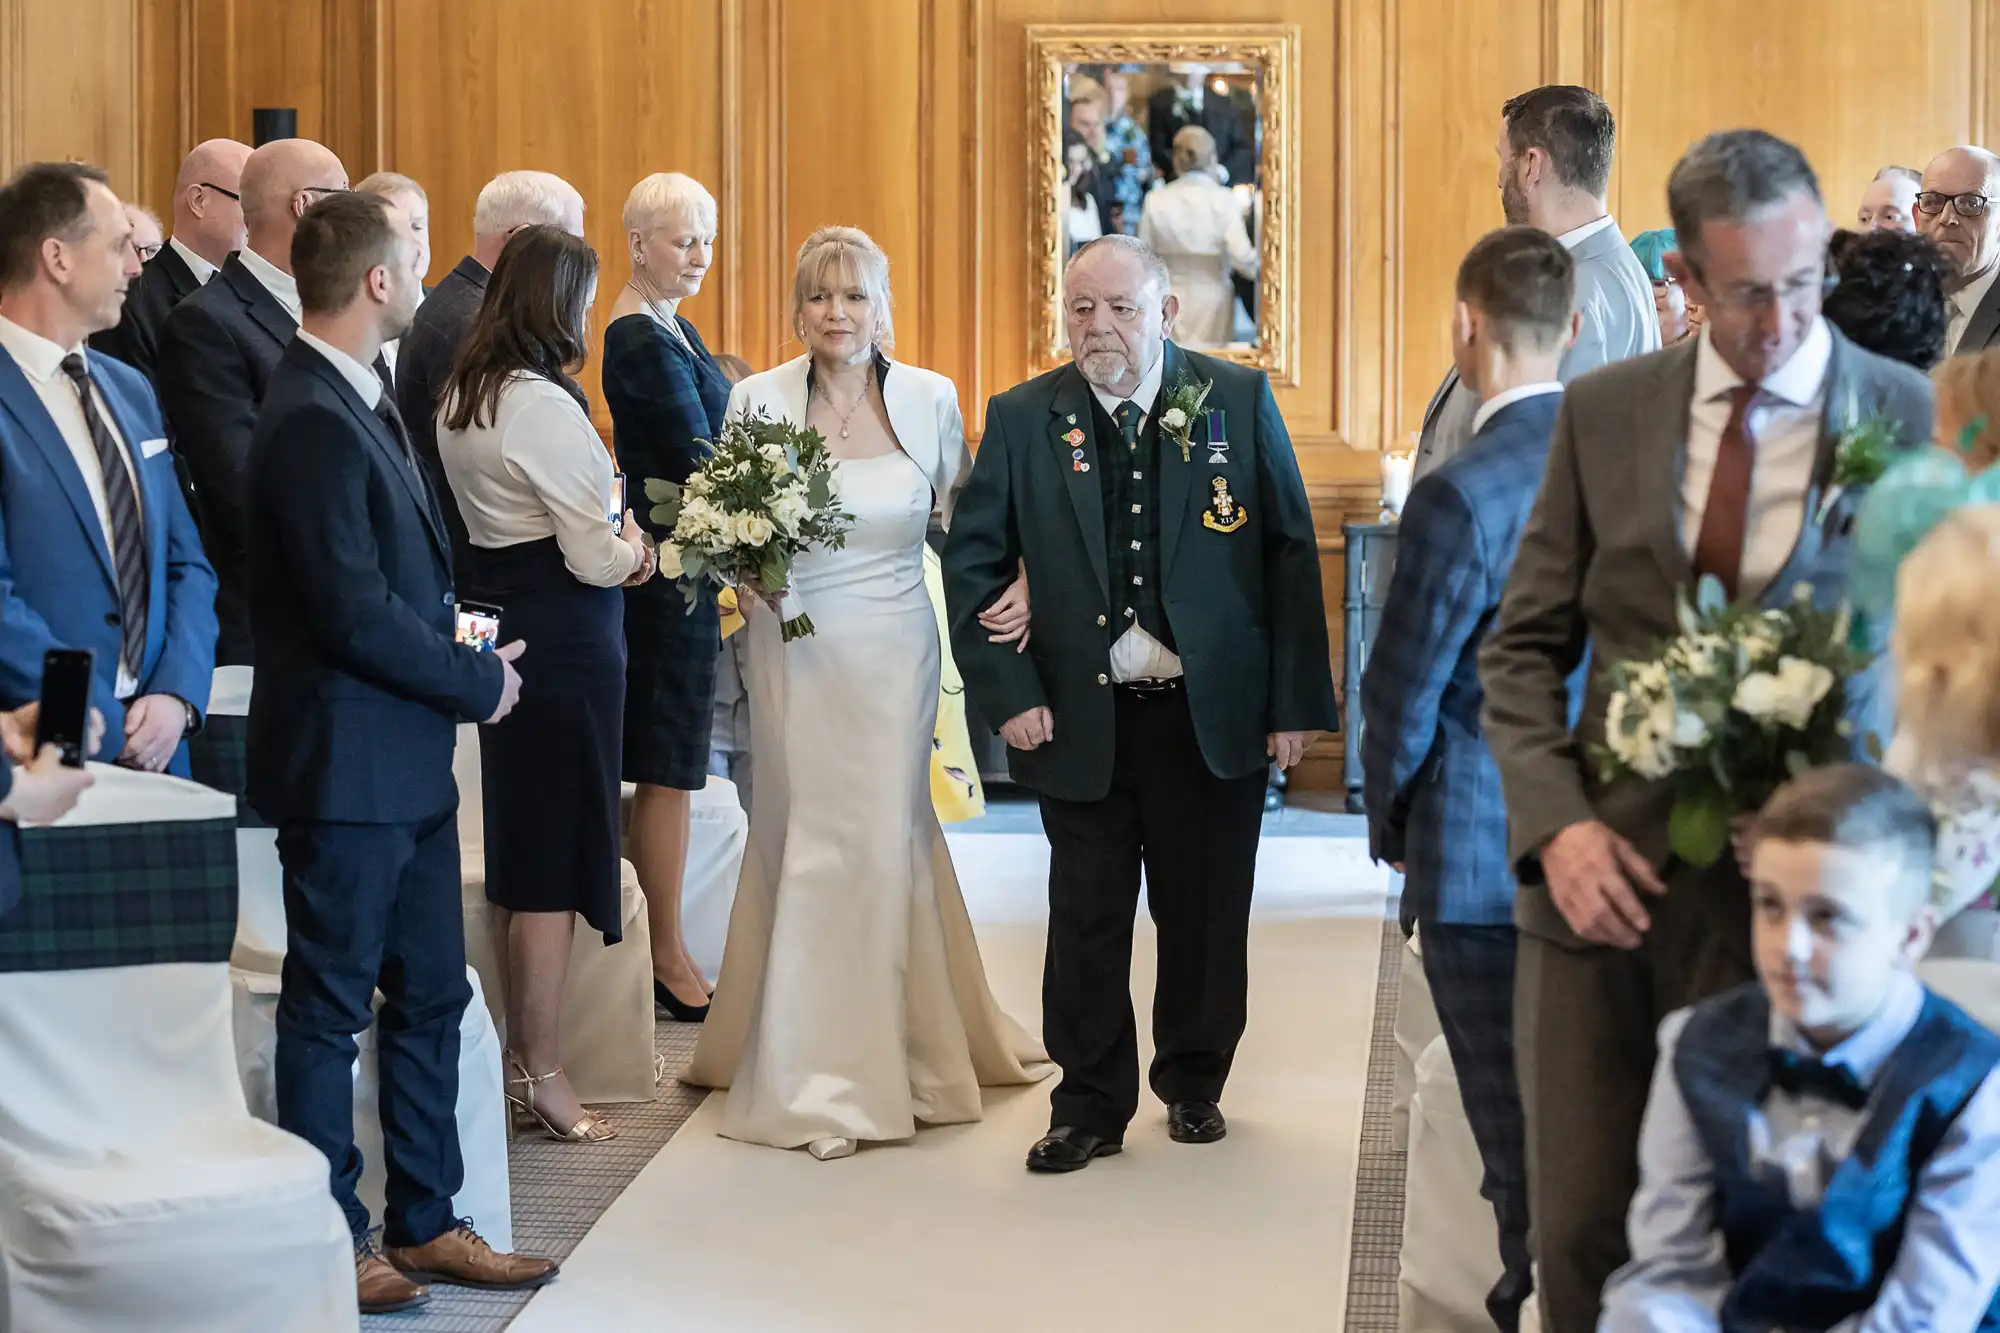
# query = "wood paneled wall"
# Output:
<box><xmin>11</xmin><ymin>0</ymin><xmax>2000</xmax><ymax>787</ymax></box>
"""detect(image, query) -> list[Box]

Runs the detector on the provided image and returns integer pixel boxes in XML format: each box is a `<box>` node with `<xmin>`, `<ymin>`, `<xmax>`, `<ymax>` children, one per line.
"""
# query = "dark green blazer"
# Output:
<box><xmin>944</xmin><ymin>342</ymin><xmax>1338</xmax><ymax>803</ymax></box>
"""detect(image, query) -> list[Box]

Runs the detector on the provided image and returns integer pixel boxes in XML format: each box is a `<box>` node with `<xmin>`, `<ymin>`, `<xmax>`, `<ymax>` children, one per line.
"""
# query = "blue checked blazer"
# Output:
<box><xmin>1361</xmin><ymin>390</ymin><xmax>1575</xmax><ymax>926</ymax></box>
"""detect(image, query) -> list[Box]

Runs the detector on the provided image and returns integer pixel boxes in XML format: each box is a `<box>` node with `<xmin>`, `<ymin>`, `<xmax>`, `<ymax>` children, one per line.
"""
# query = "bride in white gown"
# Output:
<box><xmin>684</xmin><ymin>227</ymin><xmax>1048</xmax><ymax>1158</ymax></box>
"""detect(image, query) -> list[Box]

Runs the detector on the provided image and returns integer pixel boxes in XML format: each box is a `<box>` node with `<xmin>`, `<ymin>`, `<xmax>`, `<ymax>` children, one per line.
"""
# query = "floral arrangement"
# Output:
<box><xmin>1594</xmin><ymin>577</ymin><xmax>1873</xmax><ymax>867</ymax></box>
<box><xmin>645</xmin><ymin>410</ymin><xmax>852</xmax><ymax>641</ymax></box>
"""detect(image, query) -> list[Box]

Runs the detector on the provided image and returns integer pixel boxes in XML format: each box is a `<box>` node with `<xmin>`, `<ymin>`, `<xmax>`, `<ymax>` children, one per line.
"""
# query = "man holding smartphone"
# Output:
<box><xmin>244</xmin><ymin>190</ymin><xmax>552</xmax><ymax>1315</ymax></box>
<box><xmin>0</xmin><ymin>162</ymin><xmax>219</xmax><ymax>775</ymax></box>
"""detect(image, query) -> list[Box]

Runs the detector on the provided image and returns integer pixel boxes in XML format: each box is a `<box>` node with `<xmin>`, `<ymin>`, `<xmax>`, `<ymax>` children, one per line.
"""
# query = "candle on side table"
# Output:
<box><xmin>1380</xmin><ymin>450</ymin><xmax>1415</xmax><ymax>518</ymax></box>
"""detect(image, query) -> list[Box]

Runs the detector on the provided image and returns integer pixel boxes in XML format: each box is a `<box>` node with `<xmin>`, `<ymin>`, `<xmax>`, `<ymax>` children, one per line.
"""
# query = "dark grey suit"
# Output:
<box><xmin>395</xmin><ymin>254</ymin><xmax>489</xmax><ymax>587</ymax></box>
<box><xmin>1951</xmin><ymin>271</ymin><xmax>2000</xmax><ymax>356</ymax></box>
<box><xmin>1416</xmin><ymin>219</ymin><xmax>1660</xmax><ymax>479</ymax></box>
<box><xmin>1477</xmin><ymin>326</ymin><xmax>1932</xmax><ymax>1331</ymax></box>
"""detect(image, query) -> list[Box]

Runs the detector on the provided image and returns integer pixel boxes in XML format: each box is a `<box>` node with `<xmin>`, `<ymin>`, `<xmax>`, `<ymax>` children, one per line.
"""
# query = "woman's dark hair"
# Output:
<box><xmin>1822</xmin><ymin>227</ymin><xmax>1950</xmax><ymax>371</ymax></box>
<box><xmin>442</xmin><ymin>224</ymin><xmax>599</xmax><ymax>432</ymax></box>
<box><xmin>1063</xmin><ymin>131</ymin><xmax>1098</xmax><ymax>209</ymax></box>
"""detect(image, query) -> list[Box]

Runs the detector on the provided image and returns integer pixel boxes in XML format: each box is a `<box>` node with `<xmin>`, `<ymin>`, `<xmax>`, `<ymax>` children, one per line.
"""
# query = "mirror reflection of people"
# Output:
<box><xmin>1138</xmin><ymin>127</ymin><xmax>1258</xmax><ymax>348</ymax></box>
<box><xmin>1857</xmin><ymin>164</ymin><xmax>1921</xmax><ymax>232</ymax></box>
<box><xmin>1148</xmin><ymin>64</ymin><xmax>1253</xmax><ymax>189</ymax></box>
<box><xmin>1099</xmin><ymin>69</ymin><xmax>1154</xmax><ymax>235</ymax></box>
<box><xmin>1063</xmin><ymin>134</ymin><xmax>1106</xmax><ymax>257</ymax></box>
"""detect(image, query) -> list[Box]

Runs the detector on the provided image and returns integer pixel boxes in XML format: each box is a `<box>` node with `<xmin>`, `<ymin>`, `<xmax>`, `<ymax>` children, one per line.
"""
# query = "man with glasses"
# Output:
<box><xmin>156</xmin><ymin>137</ymin><xmax>348</xmax><ymax>665</ymax></box>
<box><xmin>90</xmin><ymin>138</ymin><xmax>250</xmax><ymax>382</ymax></box>
<box><xmin>1917</xmin><ymin>146</ymin><xmax>2000</xmax><ymax>356</ymax></box>
<box><xmin>1480</xmin><ymin>129</ymin><xmax>1933</xmax><ymax>1332</ymax></box>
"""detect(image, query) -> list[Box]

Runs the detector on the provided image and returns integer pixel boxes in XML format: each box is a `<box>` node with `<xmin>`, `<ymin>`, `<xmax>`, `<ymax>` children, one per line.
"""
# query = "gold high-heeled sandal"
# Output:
<box><xmin>503</xmin><ymin>1051</ymin><xmax>618</xmax><ymax>1143</ymax></box>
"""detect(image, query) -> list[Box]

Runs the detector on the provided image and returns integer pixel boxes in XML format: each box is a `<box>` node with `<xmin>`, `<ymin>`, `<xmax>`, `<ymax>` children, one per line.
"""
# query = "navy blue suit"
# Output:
<box><xmin>0</xmin><ymin>764</ymin><xmax>17</xmax><ymax>920</ymax></box>
<box><xmin>0</xmin><ymin>343</ymin><xmax>217</xmax><ymax>772</ymax></box>
<box><xmin>247</xmin><ymin>337</ymin><xmax>501</xmax><ymax>1247</ymax></box>
<box><xmin>1359</xmin><ymin>388</ymin><xmax>1573</xmax><ymax>1332</ymax></box>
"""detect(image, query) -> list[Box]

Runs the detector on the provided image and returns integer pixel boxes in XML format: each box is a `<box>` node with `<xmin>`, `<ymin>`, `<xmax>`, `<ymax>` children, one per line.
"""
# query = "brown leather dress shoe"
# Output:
<box><xmin>356</xmin><ymin>1250</ymin><xmax>430</xmax><ymax>1314</ymax></box>
<box><xmin>384</xmin><ymin>1222</ymin><xmax>560</xmax><ymax>1291</ymax></box>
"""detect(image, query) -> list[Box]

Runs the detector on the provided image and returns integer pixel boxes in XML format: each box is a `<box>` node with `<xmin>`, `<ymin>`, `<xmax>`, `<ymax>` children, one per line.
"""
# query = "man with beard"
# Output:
<box><xmin>1415</xmin><ymin>85</ymin><xmax>1658</xmax><ymax>479</ymax></box>
<box><xmin>1917</xmin><ymin>145</ymin><xmax>2000</xmax><ymax>357</ymax></box>
<box><xmin>945</xmin><ymin>234</ymin><xmax>1337</xmax><ymax>1173</ymax></box>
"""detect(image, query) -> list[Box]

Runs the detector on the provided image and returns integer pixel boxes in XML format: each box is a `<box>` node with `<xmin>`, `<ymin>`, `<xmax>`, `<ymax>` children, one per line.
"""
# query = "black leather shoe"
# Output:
<box><xmin>1167</xmin><ymin>1100</ymin><xmax>1227</xmax><ymax>1144</ymax></box>
<box><xmin>1026</xmin><ymin>1126</ymin><xmax>1122</xmax><ymax>1173</ymax></box>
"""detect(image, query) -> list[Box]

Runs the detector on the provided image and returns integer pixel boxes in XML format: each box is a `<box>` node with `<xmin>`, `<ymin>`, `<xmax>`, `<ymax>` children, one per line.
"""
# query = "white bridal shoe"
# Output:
<box><xmin>807</xmin><ymin>1137</ymin><xmax>857</xmax><ymax>1161</ymax></box>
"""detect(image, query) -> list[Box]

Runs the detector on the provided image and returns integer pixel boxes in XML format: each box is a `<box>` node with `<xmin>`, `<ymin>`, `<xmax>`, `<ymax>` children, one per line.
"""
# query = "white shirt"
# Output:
<box><xmin>1553</xmin><ymin>214</ymin><xmax>1619</xmax><ymax>251</ymax></box>
<box><xmin>1087</xmin><ymin>354</ymin><xmax>1183</xmax><ymax>682</ymax></box>
<box><xmin>0</xmin><ymin>315</ymin><xmax>146</xmax><ymax>695</ymax></box>
<box><xmin>1947</xmin><ymin>262</ymin><xmax>2000</xmax><ymax>357</ymax></box>
<box><xmin>167</xmin><ymin>236</ymin><xmax>216</xmax><ymax>285</ymax></box>
<box><xmin>293</xmin><ymin>330</ymin><xmax>382</xmax><ymax>409</ymax></box>
<box><xmin>1679</xmin><ymin>319</ymin><xmax>1832</xmax><ymax>598</ymax></box>
<box><xmin>1470</xmin><ymin>381</ymin><xmax>1563</xmax><ymax>436</ymax></box>
<box><xmin>437</xmin><ymin>374</ymin><xmax>640</xmax><ymax>588</ymax></box>
<box><xmin>235</xmin><ymin>245</ymin><xmax>301</xmax><ymax>321</ymax></box>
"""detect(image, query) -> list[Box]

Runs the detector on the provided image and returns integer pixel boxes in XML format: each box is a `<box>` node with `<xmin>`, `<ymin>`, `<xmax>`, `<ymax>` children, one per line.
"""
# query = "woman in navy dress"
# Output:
<box><xmin>602</xmin><ymin>172</ymin><xmax>732</xmax><ymax>1021</ymax></box>
<box><xmin>437</xmin><ymin>226</ymin><xmax>656</xmax><ymax>1141</ymax></box>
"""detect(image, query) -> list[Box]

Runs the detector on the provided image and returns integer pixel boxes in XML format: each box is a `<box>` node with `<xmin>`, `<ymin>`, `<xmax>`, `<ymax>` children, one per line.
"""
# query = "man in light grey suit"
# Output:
<box><xmin>1478</xmin><ymin>130</ymin><xmax>1932</xmax><ymax>1332</ymax></box>
<box><xmin>1415</xmin><ymin>85</ymin><xmax>1658</xmax><ymax>479</ymax></box>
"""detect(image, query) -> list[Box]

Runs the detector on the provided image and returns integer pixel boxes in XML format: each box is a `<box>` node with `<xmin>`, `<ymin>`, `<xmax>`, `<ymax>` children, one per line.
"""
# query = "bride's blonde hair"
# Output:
<box><xmin>1893</xmin><ymin>503</ymin><xmax>2000</xmax><ymax>769</ymax></box>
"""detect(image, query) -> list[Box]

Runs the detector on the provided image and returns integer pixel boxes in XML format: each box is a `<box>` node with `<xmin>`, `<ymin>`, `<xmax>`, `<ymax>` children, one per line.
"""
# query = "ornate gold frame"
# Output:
<box><xmin>1027</xmin><ymin>24</ymin><xmax>1300</xmax><ymax>384</ymax></box>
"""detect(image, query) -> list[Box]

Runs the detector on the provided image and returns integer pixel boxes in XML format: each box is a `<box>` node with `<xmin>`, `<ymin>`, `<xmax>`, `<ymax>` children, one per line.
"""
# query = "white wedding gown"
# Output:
<box><xmin>684</xmin><ymin>450</ymin><xmax>1050</xmax><ymax>1148</ymax></box>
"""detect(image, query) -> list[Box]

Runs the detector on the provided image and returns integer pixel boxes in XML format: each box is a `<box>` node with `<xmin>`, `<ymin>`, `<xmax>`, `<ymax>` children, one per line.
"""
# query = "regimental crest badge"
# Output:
<box><xmin>1202</xmin><ymin>476</ymin><xmax>1247</xmax><ymax>532</ymax></box>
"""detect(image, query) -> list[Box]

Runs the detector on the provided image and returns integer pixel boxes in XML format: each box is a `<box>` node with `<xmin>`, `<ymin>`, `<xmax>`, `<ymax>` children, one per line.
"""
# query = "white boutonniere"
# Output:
<box><xmin>1159</xmin><ymin>374</ymin><xmax>1213</xmax><ymax>463</ymax></box>
<box><xmin>1817</xmin><ymin>385</ymin><xmax>1899</xmax><ymax>524</ymax></box>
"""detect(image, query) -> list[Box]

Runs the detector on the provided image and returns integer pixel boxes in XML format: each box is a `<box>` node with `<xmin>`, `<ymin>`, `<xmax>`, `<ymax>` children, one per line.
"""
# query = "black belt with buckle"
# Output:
<box><xmin>1117</xmin><ymin>676</ymin><xmax>1183</xmax><ymax>697</ymax></box>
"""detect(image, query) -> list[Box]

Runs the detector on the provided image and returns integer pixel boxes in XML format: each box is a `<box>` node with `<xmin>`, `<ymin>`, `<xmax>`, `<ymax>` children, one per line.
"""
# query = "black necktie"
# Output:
<box><xmin>1114</xmin><ymin>400</ymin><xmax>1142</xmax><ymax>451</ymax></box>
<box><xmin>58</xmin><ymin>354</ymin><xmax>148</xmax><ymax>669</ymax></box>
<box><xmin>1767</xmin><ymin>1048</ymin><xmax>1870</xmax><ymax>1111</ymax></box>
<box><xmin>373</xmin><ymin>393</ymin><xmax>419</xmax><ymax>472</ymax></box>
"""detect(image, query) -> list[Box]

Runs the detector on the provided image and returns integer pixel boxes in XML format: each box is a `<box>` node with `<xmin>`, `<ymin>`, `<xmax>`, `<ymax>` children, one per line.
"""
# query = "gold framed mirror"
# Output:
<box><xmin>1027</xmin><ymin>24</ymin><xmax>1299</xmax><ymax>383</ymax></box>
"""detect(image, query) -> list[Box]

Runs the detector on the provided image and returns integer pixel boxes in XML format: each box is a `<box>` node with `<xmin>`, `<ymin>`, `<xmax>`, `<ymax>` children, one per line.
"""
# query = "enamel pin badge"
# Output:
<box><xmin>1065</xmin><ymin>427</ymin><xmax>1089</xmax><ymax>472</ymax></box>
<box><xmin>1205</xmin><ymin>409</ymin><xmax>1229</xmax><ymax>463</ymax></box>
<box><xmin>1203</xmin><ymin>476</ymin><xmax>1247</xmax><ymax>532</ymax></box>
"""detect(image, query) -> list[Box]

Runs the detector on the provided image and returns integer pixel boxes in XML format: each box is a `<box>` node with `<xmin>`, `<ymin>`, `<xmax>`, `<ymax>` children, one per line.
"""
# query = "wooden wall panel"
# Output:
<box><xmin>0</xmin><ymin>0</ymin><xmax>143</xmax><ymax>198</ymax></box>
<box><xmin>1603</xmin><ymin>0</ymin><xmax>1981</xmax><ymax>236</ymax></box>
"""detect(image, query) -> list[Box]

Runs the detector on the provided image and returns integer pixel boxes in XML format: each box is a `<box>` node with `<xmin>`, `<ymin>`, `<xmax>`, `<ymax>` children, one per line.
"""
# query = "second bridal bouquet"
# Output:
<box><xmin>645</xmin><ymin>410</ymin><xmax>852</xmax><ymax>641</ymax></box>
<box><xmin>1593</xmin><ymin>577</ymin><xmax>1872</xmax><ymax>867</ymax></box>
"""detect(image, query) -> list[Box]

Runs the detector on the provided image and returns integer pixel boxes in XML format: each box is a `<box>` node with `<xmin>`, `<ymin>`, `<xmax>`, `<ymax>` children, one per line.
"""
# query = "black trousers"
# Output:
<box><xmin>1036</xmin><ymin>685</ymin><xmax>1266</xmax><ymax>1140</ymax></box>
<box><xmin>274</xmin><ymin>807</ymin><xmax>471</xmax><ymax>1246</ymax></box>
<box><xmin>1421</xmin><ymin>922</ymin><xmax>1532</xmax><ymax>1333</ymax></box>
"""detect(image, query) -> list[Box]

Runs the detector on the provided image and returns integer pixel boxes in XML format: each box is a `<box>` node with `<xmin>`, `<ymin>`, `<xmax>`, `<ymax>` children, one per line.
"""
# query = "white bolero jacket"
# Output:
<box><xmin>724</xmin><ymin>353</ymin><xmax>971</xmax><ymax>530</ymax></box>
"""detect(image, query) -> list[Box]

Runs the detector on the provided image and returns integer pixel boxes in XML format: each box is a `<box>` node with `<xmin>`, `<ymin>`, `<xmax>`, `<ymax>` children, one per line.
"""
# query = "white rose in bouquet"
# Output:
<box><xmin>1733</xmin><ymin>655</ymin><xmax>1835</xmax><ymax>730</ymax></box>
<box><xmin>1607</xmin><ymin>687</ymin><xmax>1677</xmax><ymax>780</ymax></box>
<box><xmin>1159</xmin><ymin>407</ymin><xmax>1189</xmax><ymax>433</ymax></box>
<box><xmin>735</xmin><ymin>511</ymin><xmax>777</xmax><ymax>547</ymax></box>
<box><xmin>769</xmin><ymin>487</ymin><xmax>809</xmax><ymax>534</ymax></box>
<box><xmin>655</xmin><ymin>542</ymin><xmax>685</xmax><ymax>580</ymax></box>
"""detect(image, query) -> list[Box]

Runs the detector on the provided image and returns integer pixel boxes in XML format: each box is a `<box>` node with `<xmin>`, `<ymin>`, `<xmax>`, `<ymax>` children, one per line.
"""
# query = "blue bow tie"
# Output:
<box><xmin>1768</xmin><ymin>1048</ymin><xmax>1871</xmax><ymax>1110</ymax></box>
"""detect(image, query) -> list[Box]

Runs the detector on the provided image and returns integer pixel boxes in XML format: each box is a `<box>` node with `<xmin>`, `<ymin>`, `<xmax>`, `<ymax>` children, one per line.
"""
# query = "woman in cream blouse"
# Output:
<box><xmin>437</xmin><ymin>225</ymin><xmax>654</xmax><ymax>1144</ymax></box>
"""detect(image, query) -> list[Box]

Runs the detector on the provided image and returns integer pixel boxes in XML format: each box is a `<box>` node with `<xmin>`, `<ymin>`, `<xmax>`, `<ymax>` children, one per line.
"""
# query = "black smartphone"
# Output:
<box><xmin>36</xmin><ymin>648</ymin><xmax>94</xmax><ymax>768</ymax></box>
<box><xmin>610</xmin><ymin>473</ymin><xmax>627</xmax><ymax>535</ymax></box>
<box><xmin>454</xmin><ymin>601</ymin><xmax>504</xmax><ymax>653</ymax></box>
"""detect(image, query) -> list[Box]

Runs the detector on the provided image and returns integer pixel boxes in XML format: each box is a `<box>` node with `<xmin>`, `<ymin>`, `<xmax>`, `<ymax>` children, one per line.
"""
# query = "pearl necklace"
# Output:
<box><xmin>813</xmin><ymin>379</ymin><xmax>869</xmax><ymax>440</ymax></box>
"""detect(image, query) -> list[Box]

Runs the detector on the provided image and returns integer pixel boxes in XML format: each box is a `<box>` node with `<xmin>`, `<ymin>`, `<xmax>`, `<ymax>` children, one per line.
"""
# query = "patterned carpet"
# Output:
<box><xmin>375</xmin><ymin>881</ymin><xmax>1407</xmax><ymax>1332</ymax></box>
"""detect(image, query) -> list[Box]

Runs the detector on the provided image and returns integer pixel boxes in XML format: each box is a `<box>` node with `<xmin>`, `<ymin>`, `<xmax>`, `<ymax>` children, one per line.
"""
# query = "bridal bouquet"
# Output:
<box><xmin>1593</xmin><ymin>577</ymin><xmax>1873</xmax><ymax>867</ymax></box>
<box><xmin>645</xmin><ymin>410</ymin><xmax>852</xmax><ymax>641</ymax></box>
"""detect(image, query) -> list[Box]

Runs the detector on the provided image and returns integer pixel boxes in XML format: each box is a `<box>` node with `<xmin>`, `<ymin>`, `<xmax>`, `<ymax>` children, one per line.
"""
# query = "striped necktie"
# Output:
<box><xmin>58</xmin><ymin>354</ymin><xmax>149</xmax><ymax>670</ymax></box>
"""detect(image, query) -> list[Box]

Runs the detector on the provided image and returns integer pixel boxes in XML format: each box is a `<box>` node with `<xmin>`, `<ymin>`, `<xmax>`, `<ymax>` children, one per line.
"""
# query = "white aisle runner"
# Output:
<box><xmin>511</xmin><ymin>833</ymin><xmax>1389</xmax><ymax>1333</ymax></box>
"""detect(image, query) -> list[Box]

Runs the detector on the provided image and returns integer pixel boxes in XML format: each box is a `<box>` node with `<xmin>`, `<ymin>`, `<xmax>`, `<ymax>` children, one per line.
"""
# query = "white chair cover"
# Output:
<box><xmin>0</xmin><ymin>965</ymin><xmax>354</xmax><ymax>1333</ymax></box>
<box><xmin>1399</xmin><ymin>1033</ymin><xmax>1502</xmax><ymax>1333</ymax></box>
<box><xmin>462</xmin><ymin>859</ymin><xmax>659</xmax><ymax>1106</ymax></box>
<box><xmin>1393</xmin><ymin>929</ymin><xmax>1441</xmax><ymax>1152</ymax></box>
<box><xmin>230</xmin><ymin>965</ymin><xmax>513</xmax><ymax>1253</ymax></box>
<box><xmin>208</xmin><ymin>665</ymin><xmax>254</xmax><ymax>718</ymax></box>
<box><xmin>682</xmin><ymin>777</ymin><xmax>747</xmax><ymax>980</ymax></box>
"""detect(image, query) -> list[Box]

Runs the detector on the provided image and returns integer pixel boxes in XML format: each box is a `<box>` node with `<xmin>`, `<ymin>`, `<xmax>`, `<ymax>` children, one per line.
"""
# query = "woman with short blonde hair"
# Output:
<box><xmin>602</xmin><ymin>171</ymin><xmax>733</xmax><ymax>1021</ymax></box>
<box><xmin>685</xmin><ymin>225</ymin><xmax>1048</xmax><ymax>1161</ymax></box>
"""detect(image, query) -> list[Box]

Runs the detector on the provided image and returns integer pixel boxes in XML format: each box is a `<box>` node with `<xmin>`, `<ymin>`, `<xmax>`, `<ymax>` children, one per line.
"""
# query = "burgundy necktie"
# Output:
<box><xmin>1692</xmin><ymin>385</ymin><xmax>1759</xmax><ymax>600</ymax></box>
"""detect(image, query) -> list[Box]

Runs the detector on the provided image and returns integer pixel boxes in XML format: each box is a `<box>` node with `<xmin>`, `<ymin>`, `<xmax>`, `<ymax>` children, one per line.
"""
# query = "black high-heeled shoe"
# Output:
<box><xmin>654</xmin><ymin>978</ymin><xmax>710</xmax><ymax>1023</ymax></box>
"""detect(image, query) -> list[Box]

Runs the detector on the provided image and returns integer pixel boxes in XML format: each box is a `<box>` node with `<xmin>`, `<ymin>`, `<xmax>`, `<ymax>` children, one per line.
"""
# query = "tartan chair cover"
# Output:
<box><xmin>0</xmin><ymin>816</ymin><xmax>237</xmax><ymax>972</ymax></box>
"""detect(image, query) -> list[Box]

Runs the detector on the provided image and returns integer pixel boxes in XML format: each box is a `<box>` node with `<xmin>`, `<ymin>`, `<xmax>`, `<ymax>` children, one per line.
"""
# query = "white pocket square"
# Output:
<box><xmin>140</xmin><ymin>437</ymin><xmax>170</xmax><ymax>459</ymax></box>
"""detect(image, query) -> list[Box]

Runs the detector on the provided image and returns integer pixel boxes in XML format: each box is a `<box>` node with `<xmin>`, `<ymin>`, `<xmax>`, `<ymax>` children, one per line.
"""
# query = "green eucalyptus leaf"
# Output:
<box><xmin>1668</xmin><ymin>781</ymin><xmax>1733</xmax><ymax>869</ymax></box>
<box><xmin>643</xmin><ymin>477</ymin><xmax>679</xmax><ymax>504</ymax></box>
